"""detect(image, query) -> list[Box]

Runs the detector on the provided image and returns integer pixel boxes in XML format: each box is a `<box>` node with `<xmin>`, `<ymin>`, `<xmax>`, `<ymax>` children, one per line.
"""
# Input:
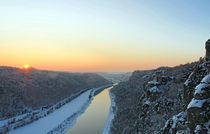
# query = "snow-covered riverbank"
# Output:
<box><xmin>49</xmin><ymin>85</ymin><xmax>112</xmax><ymax>134</ymax></box>
<box><xmin>102</xmin><ymin>87</ymin><xmax>117</xmax><ymax>134</ymax></box>
<box><xmin>8</xmin><ymin>90</ymin><xmax>91</xmax><ymax>134</ymax></box>
<box><xmin>4</xmin><ymin>84</ymin><xmax>112</xmax><ymax>134</ymax></box>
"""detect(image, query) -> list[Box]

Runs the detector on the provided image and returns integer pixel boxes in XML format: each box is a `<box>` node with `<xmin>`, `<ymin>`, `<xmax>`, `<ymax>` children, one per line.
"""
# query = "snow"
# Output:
<box><xmin>148</xmin><ymin>86</ymin><xmax>161</xmax><ymax>93</ymax></box>
<box><xmin>187</xmin><ymin>99</ymin><xmax>206</xmax><ymax>109</ymax></box>
<box><xmin>143</xmin><ymin>75</ymin><xmax>149</xmax><ymax>79</ymax></box>
<box><xmin>176</xmin><ymin>130</ymin><xmax>190</xmax><ymax>134</ymax></box>
<box><xmin>144</xmin><ymin>100</ymin><xmax>151</xmax><ymax>105</ymax></box>
<box><xmin>195</xmin><ymin>125</ymin><xmax>202</xmax><ymax>131</ymax></box>
<box><xmin>194</xmin><ymin>83</ymin><xmax>208</xmax><ymax>95</ymax></box>
<box><xmin>184</xmin><ymin>79</ymin><xmax>191</xmax><ymax>86</ymax></box>
<box><xmin>201</xmin><ymin>74</ymin><xmax>210</xmax><ymax>84</ymax></box>
<box><xmin>148</xmin><ymin>80</ymin><xmax>159</xmax><ymax>85</ymax></box>
<box><xmin>102</xmin><ymin>89</ymin><xmax>116</xmax><ymax>134</ymax></box>
<box><xmin>9</xmin><ymin>90</ymin><xmax>92</xmax><ymax>134</ymax></box>
<box><xmin>171</xmin><ymin>112</ymin><xmax>186</xmax><ymax>129</ymax></box>
<box><xmin>204</xmin><ymin>120</ymin><xmax>210</xmax><ymax>133</ymax></box>
<box><xmin>0</xmin><ymin>113</ymin><xmax>28</xmax><ymax>127</ymax></box>
<box><xmin>163</xmin><ymin>112</ymin><xmax>187</xmax><ymax>133</ymax></box>
<box><xmin>184</xmin><ymin>72</ymin><xmax>194</xmax><ymax>86</ymax></box>
<box><xmin>7</xmin><ymin>84</ymin><xmax>113</xmax><ymax>134</ymax></box>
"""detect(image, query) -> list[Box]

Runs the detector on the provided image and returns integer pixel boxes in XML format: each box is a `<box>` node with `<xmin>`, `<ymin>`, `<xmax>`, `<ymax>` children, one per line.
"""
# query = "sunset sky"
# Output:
<box><xmin>0</xmin><ymin>0</ymin><xmax>210</xmax><ymax>72</ymax></box>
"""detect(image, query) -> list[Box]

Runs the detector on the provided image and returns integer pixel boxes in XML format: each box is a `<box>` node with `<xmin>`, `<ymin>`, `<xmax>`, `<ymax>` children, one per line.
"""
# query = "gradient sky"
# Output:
<box><xmin>0</xmin><ymin>0</ymin><xmax>210</xmax><ymax>72</ymax></box>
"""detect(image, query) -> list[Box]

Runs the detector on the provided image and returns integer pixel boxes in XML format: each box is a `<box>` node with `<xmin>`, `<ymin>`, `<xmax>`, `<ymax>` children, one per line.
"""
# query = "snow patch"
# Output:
<box><xmin>187</xmin><ymin>99</ymin><xmax>206</xmax><ymax>109</ymax></box>
<box><xmin>102</xmin><ymin>89</ymin><xmax>116</xmax><ymax>134</ymax></box>
<box><xmin>148</xmin><ymin>86</ymin><xmax>161</xmax><ymax>93</ymax></box>
<box><xmin>184</xmin><ymin>79</ymin><xmax>191</xmax><ymax>86</ymax></box>
<box><xmin>171</xmin><ymin>112</ymin><xmax>186</xmax><ymax>129</ymax></box>
<box><xmin>194</xmin><ymin>83</ymin><xmax>208</xmax><ymax>95</ymax></box>
<box><xmin>0</xmin><ymin>113</ymin><xmax>28</xmax><ymax>128</ymax></box>
<box><xmin>144</xmin><ymin>100</ymin><xmax>151</xmax><ymax>105</ymax></box>
<box><xmin>148</xmin><ymin>80</ymin><xmax>159</xmax><ymax>85</ymax></box>
<box><xmin>184</xmin><ymin>72</ymin><xmax>194</xmax><ymax>86</ymax></box>
<box><xmin>201</xmin><ymin>74</ymin><xmax>210</xmax><ymax>84</ymax></box>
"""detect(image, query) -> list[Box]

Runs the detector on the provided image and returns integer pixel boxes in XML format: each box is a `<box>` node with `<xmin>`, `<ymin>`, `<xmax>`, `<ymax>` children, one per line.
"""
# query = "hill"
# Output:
<box><xmin>0</xmin><ymin>67</ymin><xmax>111</xmax><ymax>120</ymax></box>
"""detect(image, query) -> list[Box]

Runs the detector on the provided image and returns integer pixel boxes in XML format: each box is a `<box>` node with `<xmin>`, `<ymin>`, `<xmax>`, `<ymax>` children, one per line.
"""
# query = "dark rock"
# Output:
<box><xmin>205</xmin><ymin>39</ymin><xmax>210</xmax><ymax>58</ymax></box>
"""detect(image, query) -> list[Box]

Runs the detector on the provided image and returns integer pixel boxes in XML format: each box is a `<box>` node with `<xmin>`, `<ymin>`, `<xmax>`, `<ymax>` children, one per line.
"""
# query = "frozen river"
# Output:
<box><xmin>65</xmin><ymin>85</ymin><xmax>115</xmax><ymax>134</ymax></box>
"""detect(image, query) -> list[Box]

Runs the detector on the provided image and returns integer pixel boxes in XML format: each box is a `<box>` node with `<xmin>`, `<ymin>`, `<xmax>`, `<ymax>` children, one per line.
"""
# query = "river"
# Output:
<box><xmin>65</xmin><ymin>85</ymin><xmax>115</xmax><ymax>134</ymax></box>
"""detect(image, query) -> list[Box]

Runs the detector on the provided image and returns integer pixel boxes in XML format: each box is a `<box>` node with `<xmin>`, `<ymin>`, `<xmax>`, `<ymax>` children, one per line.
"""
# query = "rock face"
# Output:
<box><xmin>161</xmin><ymin>41</ymin><xmax>210</xmax><ymax>134</ymax></box>
<box><xmin>186</xmin><ymin>71</ymin><xmax>210</xmax><ymax>133</ymax></box>
<box><xmin>206</xmin><ymin>39</ymin><xmax>210</xmax><ymax>58</ymax></box>
<box><xmin>110</xmin><ymin>39</ymin><xmax>210</xmax><ymax>134</ymax></box>
<box><xmin>163</xmin><ymin>58</ymin><xmax>209</xmax><ymax>134</ymax></box>
<box><xmin>110</xmin><ymin>63</ymin><xmax>196</xmax><ymax>134</ymax></box>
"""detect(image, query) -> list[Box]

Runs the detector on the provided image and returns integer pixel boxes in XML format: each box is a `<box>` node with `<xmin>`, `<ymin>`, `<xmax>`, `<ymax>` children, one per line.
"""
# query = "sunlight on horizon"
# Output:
<box><xmin>0</xmin><ymin>0</ymin><xmax>209</xmax><ymax>72</ymax></box>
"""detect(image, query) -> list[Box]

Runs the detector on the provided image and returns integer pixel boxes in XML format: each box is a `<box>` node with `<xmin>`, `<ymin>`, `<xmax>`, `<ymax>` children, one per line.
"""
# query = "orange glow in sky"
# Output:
<box><xmin>24</xmin><ymin>65</ymin><xmax>29</xmax><ymax>69</ymax></box>
<box><xmin>0</xmin><ymin>1</ymin><xmax>209</xmax><ymax>72</ymax></box>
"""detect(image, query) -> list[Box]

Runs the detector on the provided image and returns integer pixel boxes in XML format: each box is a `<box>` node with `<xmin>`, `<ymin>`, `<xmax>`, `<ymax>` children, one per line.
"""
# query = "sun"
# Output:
<box><xmin>24</xmin><ymin>64</ymin><xmax>29</xmax><ymax>69</ymax></box>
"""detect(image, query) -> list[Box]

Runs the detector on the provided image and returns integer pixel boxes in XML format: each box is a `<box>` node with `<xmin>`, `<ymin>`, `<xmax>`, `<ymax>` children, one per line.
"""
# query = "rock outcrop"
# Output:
<box><xmin>206</xmin><ymin>39</ymin><xmax>210</xmax><ymax>58</ymax></box>
<box><xmin>110</xmin><ymin>39</ymin><xmax>210</xmax><ymax>134</ymax></box>
<box><xmin>163</xmin><ymin>58</ymin><xmax>210</xmax><ymax>134</ymax></box>
<box><xmin>185</xmin><ymin>67</ymin><xmax>210</xmax><ymax>133</ymax></box>
<box><xmin>110</xmin><ymin>63</ymin><xmax>196</xmax><ymax>134</ymax></box>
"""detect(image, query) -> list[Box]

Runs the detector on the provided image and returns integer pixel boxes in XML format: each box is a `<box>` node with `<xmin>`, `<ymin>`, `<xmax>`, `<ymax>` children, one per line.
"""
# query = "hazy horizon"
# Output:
<box><xmin>0</xmin><ymin>0</ymin><xmax>210</xmax><ymax>72</ymax></box>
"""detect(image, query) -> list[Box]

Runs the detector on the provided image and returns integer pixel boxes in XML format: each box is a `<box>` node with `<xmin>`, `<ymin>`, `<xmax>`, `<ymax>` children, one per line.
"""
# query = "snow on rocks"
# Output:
<box><xmin>162</xmin><ymin>111</ymin><xmax>187</xmax><ymax>134</ymax></box>
<box><xmin>186</xmin><ymin>73</ymin><xmax>210</xmax><ymax>133</ymax></box>
<box><xmin>194</xmin><ymin>84</ymin><xmax>208</xmax><ymax>95</ymax></box>
<box><xmin>143</xmin><ymin>100</ymin><xmax>151</xmax><ymax>106</ymax></box>
<box><xmin>187</xmin><ymin>99</ymin><xmax>206</xmax><ymax>109</ymax></box>
<box><xmin>148</xmin><ymin>80</ymin><xmax>160</xmax><ymax>86</ymax></box>
<box><xmin>142</xmin><ymin>75</ymin><xmax>149</xmax><ymax>79</ymax></box>
<box><xmin>201</xmin><ymin>74</ymin><xmax>210</xmax><ymax>84</ymax></box>
<box><xmin>184</xmin><ymin>72</ymin><xmax>194</xmax><ymax>86</ymax></box>
<box><xmin>148</xmin><ymin>86</ymin><xmax>161</xmax><ymax>93</ymax></box>
<box><xmin>194</xmin><ymin>124</ymin><xmax>208</xmax><ymax>134</ymax></box>
<box><xmin>194</xmin><ymin>83</ymin><xmax>209</xmax><ymax>100</ymax></box>
<box><xmin>171</xmin><ymin>112</ymin><xmax>186</xmax><ymax>129</ymax></box>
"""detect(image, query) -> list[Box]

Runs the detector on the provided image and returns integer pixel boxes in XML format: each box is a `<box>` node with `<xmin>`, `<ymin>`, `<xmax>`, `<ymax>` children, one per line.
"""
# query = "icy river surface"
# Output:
<box><xmin>65</xmin><ymin>85</ymin><xmax>114</xmax><ymax>134</ymax></box>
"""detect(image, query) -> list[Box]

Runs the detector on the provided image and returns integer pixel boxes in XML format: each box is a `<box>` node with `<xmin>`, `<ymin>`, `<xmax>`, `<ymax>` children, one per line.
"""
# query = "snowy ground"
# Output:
<box><xmin>0</xmin><ymin>113</ymin><xmax>28</xmax><ymax>128</ymax></box>
<box><xmin>8</xmin><ymin>90</ymin><xmax>91</xmax><ymax>134</ymax></box>
<box><xmin>102</xmin><ymin>89</ymin><xmax>116</xmax><ymax>134</ymax></box>
<box><xmin>7</xmin><ymin>84</ymin><xmax>112</xmax><ymax>134</ymax></box>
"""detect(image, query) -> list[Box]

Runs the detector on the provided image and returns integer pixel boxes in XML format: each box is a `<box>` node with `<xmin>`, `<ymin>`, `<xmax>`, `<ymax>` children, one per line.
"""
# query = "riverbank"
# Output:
<box><xmin>65</xmin><ymin>84</ymin><xmax>116</xmax><ymax>134</ymax></box>
<box><xmin>0</xmin><ymin>87</ymin><xmax>91</xmax><ymax>134</ymax></box>
<box><xmin>0</xmin><ymin>84</ymin><xmax>112</xmax><ymax>134</ymax></box>
<box><xmin>8</xmin><ymin>90</ymin><xmax>92</xmax><ymax>134</ymax></box>
<box><xmin>108</xmin><ymin>81</ymin><xmax>143</xmax><ymax>134</ymax></box>
<box><xmin>102</xmin><ymin>87</ymin><xmax>117</xmax><ymax>134</ymax></box>
<box><xmin>49</xmin><ymin>84</ymin><xmax>113</xmax><ymax>134</ymax></box>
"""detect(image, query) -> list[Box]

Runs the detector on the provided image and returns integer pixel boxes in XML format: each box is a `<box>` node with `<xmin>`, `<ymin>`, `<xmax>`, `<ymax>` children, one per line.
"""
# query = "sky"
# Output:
<box><xmin>0</xmin><ymin>0</ymin><xmax>210</xmax><ymax>72</ymax></box>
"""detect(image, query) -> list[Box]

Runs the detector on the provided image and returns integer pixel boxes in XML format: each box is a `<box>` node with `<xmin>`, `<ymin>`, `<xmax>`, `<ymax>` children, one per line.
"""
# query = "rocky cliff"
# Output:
<box><xmin>110</xmin><ymin>39</ymin><xmax>210</xmax><ymax>134</ymax></box>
